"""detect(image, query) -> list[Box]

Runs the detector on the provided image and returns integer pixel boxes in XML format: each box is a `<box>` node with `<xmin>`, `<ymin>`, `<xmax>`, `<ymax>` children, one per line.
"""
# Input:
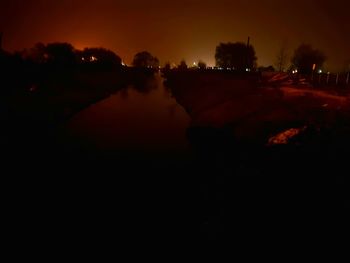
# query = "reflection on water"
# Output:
<box><xmin>66</xmin><ymin>73</ymin><xmax>191</xmax><ymax>156</ymax></box>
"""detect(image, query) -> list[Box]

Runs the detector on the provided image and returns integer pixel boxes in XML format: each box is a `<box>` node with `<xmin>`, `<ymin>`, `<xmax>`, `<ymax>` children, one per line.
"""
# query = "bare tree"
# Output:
<box><xmin>275</xmin><ymin>41</ymin><xmax>289</xmax><ymax>72</ymax></box>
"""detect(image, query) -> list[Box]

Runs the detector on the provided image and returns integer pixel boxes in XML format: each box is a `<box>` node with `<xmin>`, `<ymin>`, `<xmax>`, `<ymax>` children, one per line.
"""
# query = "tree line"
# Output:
<box><xmin>164</xmin><ymin>41</ymin><xmax>333</xmax><ymax>75</ymax></box>
<box><xmin>0</xmin><ymin>42</ymin><xmax>160</xmax><ymax>71</ymax></box>
<box><xmin>2</xmin><ymin>40</ymin><xmax>346</xmax><ymax>74</ymax></box>
<box><xmin>214</xmin><ymin>41</ymin><xmax>330</xmax><ymax>74</ymax></box>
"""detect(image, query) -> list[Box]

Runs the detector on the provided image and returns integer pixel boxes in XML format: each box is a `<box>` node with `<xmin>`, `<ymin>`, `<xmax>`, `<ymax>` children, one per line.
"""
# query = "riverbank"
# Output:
<box><xmin>164</xmin><ymin>70</ymin><xmax>350</xmax><ymax>240</ymax></box>
<box><xmin>0</xmin><ymin>67</ymin><xmax>157</xmax><ymax>168</ymax></box>
<box><xmin>164</xmin><ymin>70</ymin><xmax>350</xmax><ymax>141</ymax></box>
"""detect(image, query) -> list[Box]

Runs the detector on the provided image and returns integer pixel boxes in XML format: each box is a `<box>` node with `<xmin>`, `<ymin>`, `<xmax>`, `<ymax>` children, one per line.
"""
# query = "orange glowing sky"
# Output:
<box><xmin>1</xmin><ymin>0</ymin><xmax>349</xmax><ymax>71</ymax></box>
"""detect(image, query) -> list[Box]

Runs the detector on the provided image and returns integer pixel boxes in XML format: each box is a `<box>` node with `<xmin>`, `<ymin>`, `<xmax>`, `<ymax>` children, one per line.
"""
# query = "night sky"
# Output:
<box><xmin>1</xmin><ymin>0</ymin><xmax>349</xmax><ymax>71</ymax></box>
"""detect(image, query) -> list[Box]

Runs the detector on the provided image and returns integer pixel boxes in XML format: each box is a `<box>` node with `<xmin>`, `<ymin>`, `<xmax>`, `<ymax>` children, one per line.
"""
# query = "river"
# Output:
<box><xmin>64</xmin><ymin>73</ymin><xmax>191</xmax><ymax>163</ymax></box>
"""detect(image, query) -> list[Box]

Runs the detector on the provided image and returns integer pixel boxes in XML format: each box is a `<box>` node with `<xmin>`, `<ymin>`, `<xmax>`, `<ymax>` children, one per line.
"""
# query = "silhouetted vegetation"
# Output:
<box><xmin>178</xmin><ymin>60</ymin><xmax>188</xmax><ymax>70</ymax></box>
<box><xmin>291</xmin><ymin>44</ymin><xmax>326</xmax><ymax>74</ymax></box>
<box><xmin>163</xmin><ymin>62</ymin><xmax>171</xmax><ymax>72</ymax></box>
<box><xmin>132</xmin><ymin>51</ymin><xmax>159</xmax><ymax>69</ymax></box>
<box><xmin>0</xmin><ymin>42</ymin><xmax>160</xmax><ymax>132</ymax></box>
<box><xmin>80</xmin><ymin>48</ymin><xmax>122</xmax><ymax>68</ymax></box>
<box><xmin>215</xmin><ymin>42</ymin><xmax>257</xmax><ymax>71</ymax></box>
<box><xmin>21</xmin><ymin>42</ymin><xmax>47</xmax><ymax>64</ymax></box>
<box><xmin>197</xmin><ymin>60</ymin><xmax>207</xmax><ymax>70</ymax></box>
<box><xmin>45</xmin><ymin>42</ymin><xmax>78</xmax><ymax>68</ymax></box>
<box><xmin>17</xmin><ymin>43</ymin><xmax>123</xmax><ymax>71</ymax></box>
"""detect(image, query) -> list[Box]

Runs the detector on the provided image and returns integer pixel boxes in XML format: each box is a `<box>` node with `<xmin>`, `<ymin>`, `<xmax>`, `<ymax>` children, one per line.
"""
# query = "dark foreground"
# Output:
<box><xmin>2</xmin><ymin>70</ymin><xmax>349</xmax><ymax>250</ymax></box>
<box><xmin>3</xmin><ymin>124</ymin><xmax>349</xmax><ymax>249</ymax></box>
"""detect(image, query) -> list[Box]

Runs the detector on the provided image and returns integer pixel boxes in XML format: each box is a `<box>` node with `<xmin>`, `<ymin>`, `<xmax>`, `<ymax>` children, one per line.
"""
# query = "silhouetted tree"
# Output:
<box><xmin>215</xmin><ymin>42</ymin><xmax>257</xmax><ymax>71</ymax></box>
<box><xmin>132</xmin><ymin>51</ymin><xmax>159</xmax><ymax>68</ymax></box>
<box><xmin>23</xmin><ymin>43</ymin><xmax>47</xmax><ymax>64</ymax></box>
<box><xmin>161</xmin><ymin>62</ymin><xmax>171</xmax><ymax>78</ymax></box>
<box><xmin>291</xmin><ymin>44</ymin><xmax>326</xmax><ymax>74</ymax></box>
<box><xmin>164</xmin><ymin>62</ymin><xmax>171</xmax><ymax>71</ymax></box>
<box><xmin>81</xmin><ymin>47</ymin><xmax>121</xmax><ymax>68</ymax></box>
<box><xmin>275</xmin><ymin>41</ymin><xmax>289</xmax><ymax>72</ymax></box>
<box><xmin>178</xmin><ymin>60</ymin><xmax>188</xmax><ymax>70</ymax></box>
<box><xmin>198</xmin><ymin>60</ymin><xmax>207</xmax><ymax>69</ymax></box>
<box><xmin>45</xmin><ymin>42</ymin><xmax>77</xmax><ymax>67</ymax></box>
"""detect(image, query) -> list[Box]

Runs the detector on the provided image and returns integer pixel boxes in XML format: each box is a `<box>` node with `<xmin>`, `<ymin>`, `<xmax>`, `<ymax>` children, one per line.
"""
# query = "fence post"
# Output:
<box><xmin>327</xmin><ymin>72</ymin><xmax>330</xmax><ymax>85</ymax></box>
<box><xmin>336</xmin><ymin>74</ymin><xmax>339</xmax><ymax>85</ymax></box>
<box><xmin>347</xmin><ymin>72</ymin><xmax>349</xmax><ymax>85</ymax></box>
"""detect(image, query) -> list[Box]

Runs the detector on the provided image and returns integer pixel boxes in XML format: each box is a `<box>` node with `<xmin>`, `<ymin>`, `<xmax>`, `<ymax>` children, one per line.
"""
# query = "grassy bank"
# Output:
<box><xmin>164</xmin><ymin>70</ymin><xmax>350</xmax><ymax>142</ymax></box>
<box><xmin>164</xmin><ymin>70</ymin><xmax>350</xmax><ymax>238</ymax></box>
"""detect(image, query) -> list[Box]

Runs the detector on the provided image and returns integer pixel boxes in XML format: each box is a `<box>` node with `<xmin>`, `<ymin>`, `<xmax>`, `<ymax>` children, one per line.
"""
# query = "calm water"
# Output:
<box><xmin>66</xmin><ymin>73</ymin><xmax>191</xmax><ymax>159</ymax></box>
